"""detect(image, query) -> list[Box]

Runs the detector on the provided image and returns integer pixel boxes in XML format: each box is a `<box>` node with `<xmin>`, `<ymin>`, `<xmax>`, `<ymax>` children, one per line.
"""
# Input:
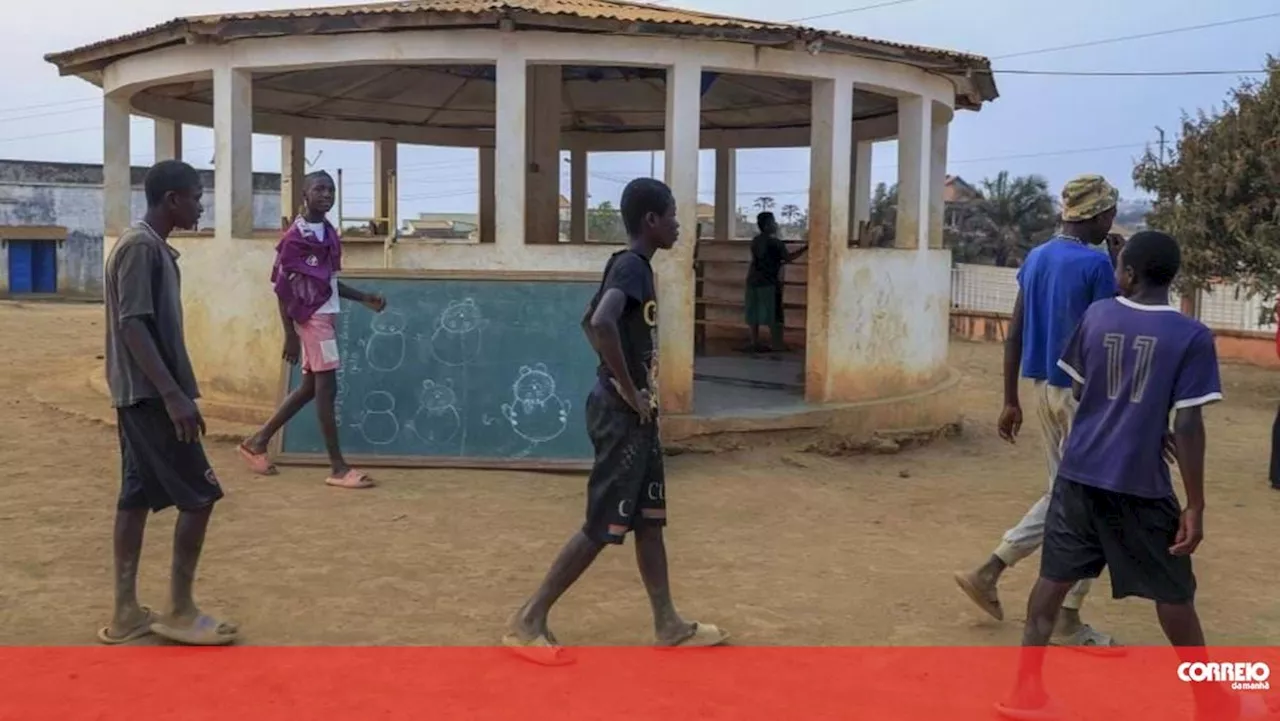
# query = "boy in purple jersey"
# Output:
<box><xmin>999</xmin><ymin>231</ymin><xmax>1271</xmax><ymax>721</ymax></box>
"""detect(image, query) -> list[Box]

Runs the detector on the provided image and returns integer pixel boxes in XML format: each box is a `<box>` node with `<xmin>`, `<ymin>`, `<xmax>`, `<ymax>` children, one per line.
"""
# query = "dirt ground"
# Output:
<box><xmin>1</xmin><ymin>300</ymin><xmax>1277</xmax><ymax>646</ymax></box>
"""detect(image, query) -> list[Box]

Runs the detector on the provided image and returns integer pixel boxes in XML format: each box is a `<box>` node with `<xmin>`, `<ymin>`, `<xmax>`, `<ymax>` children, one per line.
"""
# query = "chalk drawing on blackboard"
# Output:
<box><xmin>428</xmin><ymin>298</ymin><xmax>489</xmax><ymax>366</ymax></box>
<box><xmin>352</xmin><ymin>390</ymin><xmax>401</xmax><ymax>445</ymax></box>
<box><xmin>405</xmin><ymin>379</ymin><xmax>461</xmax><ymax>446</ymax></box>
<box><xmin>366</xmin><ymin>310</ymin><xmax>407</xmax><ymax>372</ymax></box>
<box><xmin>500</xmin><ymin>363</ymin><xmax>572</xmax><ymax>446</ymax></box>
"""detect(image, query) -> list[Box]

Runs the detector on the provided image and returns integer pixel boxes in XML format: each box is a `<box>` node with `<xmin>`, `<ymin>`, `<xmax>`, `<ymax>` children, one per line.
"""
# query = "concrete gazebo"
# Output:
<box><xmin>45</xmin><ymin>0</ymin><xmax>998</xmax><ymax>428</ymax></box>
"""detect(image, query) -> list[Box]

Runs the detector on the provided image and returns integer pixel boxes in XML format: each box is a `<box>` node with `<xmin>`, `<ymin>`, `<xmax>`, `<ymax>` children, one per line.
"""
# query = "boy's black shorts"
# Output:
<box><xmin>582</xmin><ymin>385</ymin><xmax>665</xmax><ymax>545</ymax></box>
<box><xmin>1041</xmin><ymin>476</ymin><xmax>1195</xmax><ymax>604</ymax></box>
<box><xmin>117</xmin><ymin>399</ymin><xmax>224</xmax><ymax>513</ymax></box>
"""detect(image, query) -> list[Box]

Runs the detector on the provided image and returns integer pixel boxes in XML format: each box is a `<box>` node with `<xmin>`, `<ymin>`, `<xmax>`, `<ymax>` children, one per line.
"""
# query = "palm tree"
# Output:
<box><xmin>961</xmin><ymin>171</ymin><xmax>1057</xmax><ymax>267</ymax></box>
<box><xmin>753</xmin><ymin>196</ymin><xmax>776</xmax><ymax>213</ymax></box>
<box><xmin>780</xmin><ymin>204</ymin><xmax>800</xmax><ymax>226</ymax></box>
<box><xmin>867</xmin><ymin>182</ymin><xmax>898</xmax><ymax>247</ymax></box>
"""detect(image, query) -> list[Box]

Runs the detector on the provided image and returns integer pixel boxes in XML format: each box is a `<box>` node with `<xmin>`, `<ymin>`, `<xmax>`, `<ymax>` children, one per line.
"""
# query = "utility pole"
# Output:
<box><xmin>1154</xmin><ymin>126</ymin><xmax>1167</xmax><ymax>166</ymax></box>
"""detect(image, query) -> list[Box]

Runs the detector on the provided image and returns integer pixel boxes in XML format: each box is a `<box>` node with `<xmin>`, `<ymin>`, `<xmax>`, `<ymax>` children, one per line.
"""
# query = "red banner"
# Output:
<box><xmin>1</xmin><ymin>646</ymin><xmax>1275</xmax><ymax>720</ymax></box>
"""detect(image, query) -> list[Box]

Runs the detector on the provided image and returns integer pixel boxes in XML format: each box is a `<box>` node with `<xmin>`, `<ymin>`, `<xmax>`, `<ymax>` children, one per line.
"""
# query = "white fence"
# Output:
<box><xmin>950</xmin><ymin>263</ymin><xmax>1275</xmax><ymax>335</ymax></box>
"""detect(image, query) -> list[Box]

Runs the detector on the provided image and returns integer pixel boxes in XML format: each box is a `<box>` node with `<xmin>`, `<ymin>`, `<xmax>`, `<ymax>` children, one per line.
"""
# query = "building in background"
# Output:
<box><xmin>402</xmin><ymin>212</ymin><xmax>480</xmax><ymax>241</ymax></box>
<box><xmin>0</xmin><ymin>160</ymin><xmax>280</xmax><ymax>298</ymax></box>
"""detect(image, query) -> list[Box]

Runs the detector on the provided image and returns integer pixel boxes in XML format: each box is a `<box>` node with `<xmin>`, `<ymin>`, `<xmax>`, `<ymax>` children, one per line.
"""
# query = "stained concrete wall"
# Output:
<box><xmin>0</xmin><ymin>160</ymin><xmax>281</xmax><ymax>297</ymax></box>
<box><xmin>827</xmin><ymin>249</ymin><xmax>952</xmax><ymax>402</ymax></box>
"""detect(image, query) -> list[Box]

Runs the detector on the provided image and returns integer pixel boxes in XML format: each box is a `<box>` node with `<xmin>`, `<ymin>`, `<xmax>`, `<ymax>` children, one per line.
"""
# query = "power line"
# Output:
<box><xmin>0</xmin><ymin>105</ymin><xmax>111</xmax><ymax>125</ymax></box>
<box><xmin>884</xmin><ymin>141</ymin><xmax>1150</xmax><ymax>168</ymax></box>
<box><xmin>728</xmin><ymin>141</ymin><xmax>1152</xmax><ymax>176</ymax></box>
<box><xmin>0</xmin><ymin>97</ymin><xmax>99</xmax><ymax>115</ymax></box>
<box><xmin>992</xmin><ymin>11</ymin><xmax>1280</xmax><ymax>60</ymax></box>
<box><xmin>787</xmin><ymin>0</ymin><xmax>922</xmax><ymax>23</ymax></box>
<box><xmin>992</xmin><ymin>68</ymin><xmax>1271</xmax><ymax>77</ymax></box>
<box><xmin>0</xmin><ymin>118</ymin><xmax>150</xmax><ymax>144</ymax></box>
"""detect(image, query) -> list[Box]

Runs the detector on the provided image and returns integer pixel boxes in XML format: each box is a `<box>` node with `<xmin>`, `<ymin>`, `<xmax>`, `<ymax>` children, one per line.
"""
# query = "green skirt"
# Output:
<box><xmin>744</xmin><ymin>284</ymin><xmax>780</xmax><ymax>327</ymax></box>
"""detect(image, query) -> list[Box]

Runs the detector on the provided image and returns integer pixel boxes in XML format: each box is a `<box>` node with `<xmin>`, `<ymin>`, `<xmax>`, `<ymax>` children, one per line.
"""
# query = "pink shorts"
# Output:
<box><xmin>296</xmin><ymin>313</ymin><xmax>340</xmax><ymax>374</ymax></box>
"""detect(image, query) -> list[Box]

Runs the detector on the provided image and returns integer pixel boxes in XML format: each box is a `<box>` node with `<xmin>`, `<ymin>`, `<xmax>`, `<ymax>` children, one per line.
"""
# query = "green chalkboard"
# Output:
<box><xmin>274</xmin><ymin>271</ymin><xmax>602</xmax><ymax>470</ymax></box>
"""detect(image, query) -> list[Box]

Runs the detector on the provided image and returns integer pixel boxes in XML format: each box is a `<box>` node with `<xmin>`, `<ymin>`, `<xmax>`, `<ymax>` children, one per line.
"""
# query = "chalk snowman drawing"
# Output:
<box><xmin>500</xmin><ymin>363</ymin><xmax>571</xmax><ymax>448</ymax></box>
<box><xmin>405</xmin><ymin>379</ymin><xmax>461</xmax><ymax>446</ymax></box>
<box><xmin>426</xmin><ymin>298</ymin><xmax>488</xmax><ymax>366</ymax></box>
<box><xmin>351</xmin><ymin>391</ymin><xmax>400</xmax><ymax>445</ymax></box>
<box><xmin>365</xmin><ymin>310</ymin><xmax>407</xmax><ymax>372</ymax></box>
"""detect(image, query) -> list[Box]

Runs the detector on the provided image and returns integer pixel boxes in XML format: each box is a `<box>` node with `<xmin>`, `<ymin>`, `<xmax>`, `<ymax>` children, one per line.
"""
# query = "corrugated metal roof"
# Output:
<box><xmin>45</xmin><ymin>0</ymin><xmax>996</xmax><ymax>104</ymax></box>
<box><xmin>185</xmin><ymin>0</ymin><xmax>789</xmax><ymax>30</ymax></box>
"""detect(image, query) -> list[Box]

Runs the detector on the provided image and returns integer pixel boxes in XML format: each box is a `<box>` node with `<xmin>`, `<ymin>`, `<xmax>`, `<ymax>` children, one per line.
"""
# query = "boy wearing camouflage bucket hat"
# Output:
<box><xmin>954</xmin><ymin>174</ymin><xmax>1124</xmax><ymax>653</ymax></box>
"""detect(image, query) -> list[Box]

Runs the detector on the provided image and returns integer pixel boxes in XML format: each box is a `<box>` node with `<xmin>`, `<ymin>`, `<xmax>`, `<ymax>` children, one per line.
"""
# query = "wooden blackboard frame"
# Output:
<box><xmin>270</xmin><ymin>268</ymin><xmax>600</xmax><ymax>472</ymax></box>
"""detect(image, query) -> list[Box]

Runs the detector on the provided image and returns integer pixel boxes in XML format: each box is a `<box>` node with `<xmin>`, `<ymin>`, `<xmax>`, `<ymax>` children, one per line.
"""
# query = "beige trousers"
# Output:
<box><xmin>993</xmin><ymin>381</ymin><xmax>1092</xmax><ymax>610</ymax></box>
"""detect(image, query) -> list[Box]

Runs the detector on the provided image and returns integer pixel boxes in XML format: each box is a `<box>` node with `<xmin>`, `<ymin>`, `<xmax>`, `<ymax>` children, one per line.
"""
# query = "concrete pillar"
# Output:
<box><xmin>653</xmin><ymin>61</ymin><xmax>700</xmax><ymax>415</ymax></box>
<box><xmin>374</xmin><ymin>138</ymin><xmax>397</xmax><ymax>233</ymax></box>
<box><xmin>154</xmin><ymin>119</ymin><xmax>182</xmax><ymax>162</ymax></box>
<box><xmin>570</xmin><ymin>149</ymin><xmax>588</xmax><ymax>243</ymax></box>
<box><xmin>479</xmin><ymin>147</ymin><xmax>495</xmax><ymax>244</ymax></box>
<box><xmin>714</xmin><ymin>148</ymin><xmax>736</xmax><ymax>241</ymax></box>
<box><xmin>525</xmin><ymin>65</ymin><xmax>562</xmax><ymax>244</ymax></box>
<box><xmin>494</xmin><ymin>52</ymin><xmax>527</xmax><ymax>251</ymax></box>
<box><xmin>280</xmin><ymin>135</ymin><xmax>306</xmax><ymax>226</ymax></box>
<box><xmin>895</xmin><ymin>95</ymin><xmax>931</xmax><ymax>251</ymax></box>
<box><xmin>849</xmin><ymin>140</ymin><xmax>872</xmax><ymax>245</ymax></box>
<box><xmin>213</xmin><ymin>66</ymin><xmax>254</xmax><ymax>238</ymax></box>
<box><xmin>805</xmin><ymin>78</ymin><xmax>854</xmax><ymax>404</ymax></box>
<box><xmin>103</xmin><ymin>93</ymin><xmax>132</xmax><ymax>237</ymax></box>
<box><xmin>928</xmin><ymin>115</ymin><xmax>949</xmax><ymax>249</ymax></box>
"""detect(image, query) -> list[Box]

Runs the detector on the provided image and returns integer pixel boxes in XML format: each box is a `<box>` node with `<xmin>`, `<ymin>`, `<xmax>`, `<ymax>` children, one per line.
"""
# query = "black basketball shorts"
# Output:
<box><xmin>1041</xmin><ymin>476</ymin><xmax>1196</xmax><ymax>604</ymax></box>
<box><xmin>116</xmin><ymin>399</ymin><xmax>224</xmax><ymax>513</ymax></box>
<box><xmin>582</xmin><ymin>385</ymin><xmax>666</xmax><ymax>545</ymax></box>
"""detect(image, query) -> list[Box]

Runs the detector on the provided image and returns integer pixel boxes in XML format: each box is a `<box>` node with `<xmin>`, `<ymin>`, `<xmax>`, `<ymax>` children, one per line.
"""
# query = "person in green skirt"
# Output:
<box><xmin>745</xmin><ymin>212</ymin><xmax>806</xmax><ymax>352</ymax></box>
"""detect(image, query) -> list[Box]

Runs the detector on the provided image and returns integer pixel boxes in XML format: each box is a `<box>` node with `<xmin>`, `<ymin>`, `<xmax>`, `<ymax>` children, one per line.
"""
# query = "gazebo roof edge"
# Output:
<box><xmin>43</xmin><ymin>0</ymin><xmax>998</xmax><ymax>108</ymax></box>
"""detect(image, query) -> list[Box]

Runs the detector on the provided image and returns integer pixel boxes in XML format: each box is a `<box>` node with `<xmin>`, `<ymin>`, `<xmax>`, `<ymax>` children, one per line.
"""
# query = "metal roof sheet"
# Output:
<box><xmin>44</xmin><ymin>0</ymin><xmax>996</xmax><ymax>105</ymax></box>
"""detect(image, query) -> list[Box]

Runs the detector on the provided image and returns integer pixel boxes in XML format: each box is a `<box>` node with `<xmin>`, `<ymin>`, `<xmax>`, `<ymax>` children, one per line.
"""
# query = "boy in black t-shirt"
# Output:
<box><xmin>504</xmin><ymin>178</ymin><xmax>730</xmax><ymax>663</ymax></box>
<box><xmin>745</xmin><ymin>212</ymin><xmax>806</xmax><ymax>352</ymax></box>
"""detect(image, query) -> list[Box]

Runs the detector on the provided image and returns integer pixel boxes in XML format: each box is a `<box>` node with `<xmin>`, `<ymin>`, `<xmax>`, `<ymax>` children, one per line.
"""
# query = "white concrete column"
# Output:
<box><xmin>928</xmin><ymin>115</ymin><xmax>949</xmax><ymax>249</ymax></box>
<box><xmin>103</xmin><ymin>93</ymin><xmax>132</xmax><ymax>238</ymax></box>
<box><xmin>280</xmin><ymin>135</ymin><xmax>306</xmax><ymax>227</ymax></box>
<box><xmin>714</xmin><ymin>147</ymin><xmax>736</xmax><ymax>242</ymax></box>
<box><xmin>570</xmin><ymin>149</ymin><xmax>588</xmax><ymax>243</ymax></box>
<box><xmin>849</xmin><ymin>140</ymin><xmax>872</xmax><ymax>245</ymax></box>
<box><xmin>494</xmin><ymin>52</ymin><xmax>527</xmax><ymax>250</ymax></box>
<box><xmin>805</xmin><ymin>78</ymin><xmax>854</xmax><ymax>404</ymax></box>
<box><xmin>213</xmin><ymin>66</ymin><xmax>253</xmax><ymax>238</ymax></box>
<box><xmin>154</xmin><ymin>120</ymin><xmax>182</xmax><ymax>163</ymax></box>
<box><xmin>479</xmin><ymin>147</ymin><xmax>495</xmax><ymax>244</ymax></box>
<box><xmin>374</xmin><ymin>138</ymin><xmax>397</xmax><ymax>233</ymax></box>
<box><xmin>895</xmin><ymin>95</ymin><xmax>932</xmax><ymax>251</ymax></box>
<box><xmin>526</xmin><ymin>65</ymin><xmax>562</xmax><ymax>244</ymax></box>
<box><xmin>654</xmin><ymin>61</ymin><xmax>701</xmax><ymax>415</ymax></box>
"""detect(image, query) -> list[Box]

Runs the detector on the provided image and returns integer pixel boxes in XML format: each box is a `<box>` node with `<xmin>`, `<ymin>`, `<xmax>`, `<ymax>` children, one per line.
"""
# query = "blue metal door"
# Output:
<box><xmin>32</xmin><ymin>241</ymin><xmax>57</xmax><ymax>293</ymax></box>
<box><xmin>7</xmin><ymin>241</ymin><xmax>33</xmax><ymax>294</ymax></box>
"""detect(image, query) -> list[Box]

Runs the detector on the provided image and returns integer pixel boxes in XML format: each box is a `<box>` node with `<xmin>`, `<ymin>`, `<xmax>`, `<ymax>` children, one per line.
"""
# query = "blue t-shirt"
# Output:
<box><xmin>1018</xmin><ymin>237</ymin><xmax>1117</xmax><ymax>387</ymax></box>
<box><xmin>1057</xmin><ymin>297</ymin><xmax>1223</xmax><ymax>498</ymax></box>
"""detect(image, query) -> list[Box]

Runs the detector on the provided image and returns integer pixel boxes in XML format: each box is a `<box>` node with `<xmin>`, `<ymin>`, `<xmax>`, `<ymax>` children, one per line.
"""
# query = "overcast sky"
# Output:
<box><xmin>3</xmin><ymin>0</ymin><xmax>1277</xmax><ymax>220</ymax></box>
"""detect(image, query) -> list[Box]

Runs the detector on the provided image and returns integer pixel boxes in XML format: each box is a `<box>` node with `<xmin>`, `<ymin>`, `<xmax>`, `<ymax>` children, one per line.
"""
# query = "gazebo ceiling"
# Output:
<box><xmin>138</xmin><ymin>64</ymin><xmax>900</xmax><ymax>134</ymax></box>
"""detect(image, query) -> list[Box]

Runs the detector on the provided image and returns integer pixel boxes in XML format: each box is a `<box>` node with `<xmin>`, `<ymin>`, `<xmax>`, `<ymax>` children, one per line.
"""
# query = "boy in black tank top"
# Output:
<box><xmin>504</xmin><ymin>178</ymin><xmax>729</xmax><ymax>662</ymax></box>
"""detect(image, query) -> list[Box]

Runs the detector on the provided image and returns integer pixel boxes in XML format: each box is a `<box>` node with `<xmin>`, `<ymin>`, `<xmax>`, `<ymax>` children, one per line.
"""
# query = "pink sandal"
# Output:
<box><xmin>238</xmin><ymin>444</ymin><xmax>278</xmax><ymax>476</ymax></box>
<box><xmin>325</xmin><ymin>469</ymin><xmax>375</xmax><ymax>489</ymax></box>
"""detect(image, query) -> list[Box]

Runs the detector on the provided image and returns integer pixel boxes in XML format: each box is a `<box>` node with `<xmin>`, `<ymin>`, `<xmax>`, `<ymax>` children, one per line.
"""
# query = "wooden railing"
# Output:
<box><xmin>693</xmin><ymin>238</ymin><xmax>808</xmax><ymax>353</ymax></box>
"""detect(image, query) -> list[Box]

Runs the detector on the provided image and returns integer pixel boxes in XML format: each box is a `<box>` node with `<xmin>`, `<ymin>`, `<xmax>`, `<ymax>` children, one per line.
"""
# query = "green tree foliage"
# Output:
<box><xmin>866</xmin><ymin>182</ymin><xmax>898</xmax><ymax>247</ymax></box>
<box><xmin>588</xmin><ymin>200</ymin><xmax>626</xmax><ymax>243</ymax></box>
<box><xmin>1133</xmin><ymin>59</ymin><xmax>1280</xmax><ymax>299</ymax></box>
<box><xmin>951</xmin><ymin>171</ymin><xmax>1058</xmax><ymax>267</ymax></box>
